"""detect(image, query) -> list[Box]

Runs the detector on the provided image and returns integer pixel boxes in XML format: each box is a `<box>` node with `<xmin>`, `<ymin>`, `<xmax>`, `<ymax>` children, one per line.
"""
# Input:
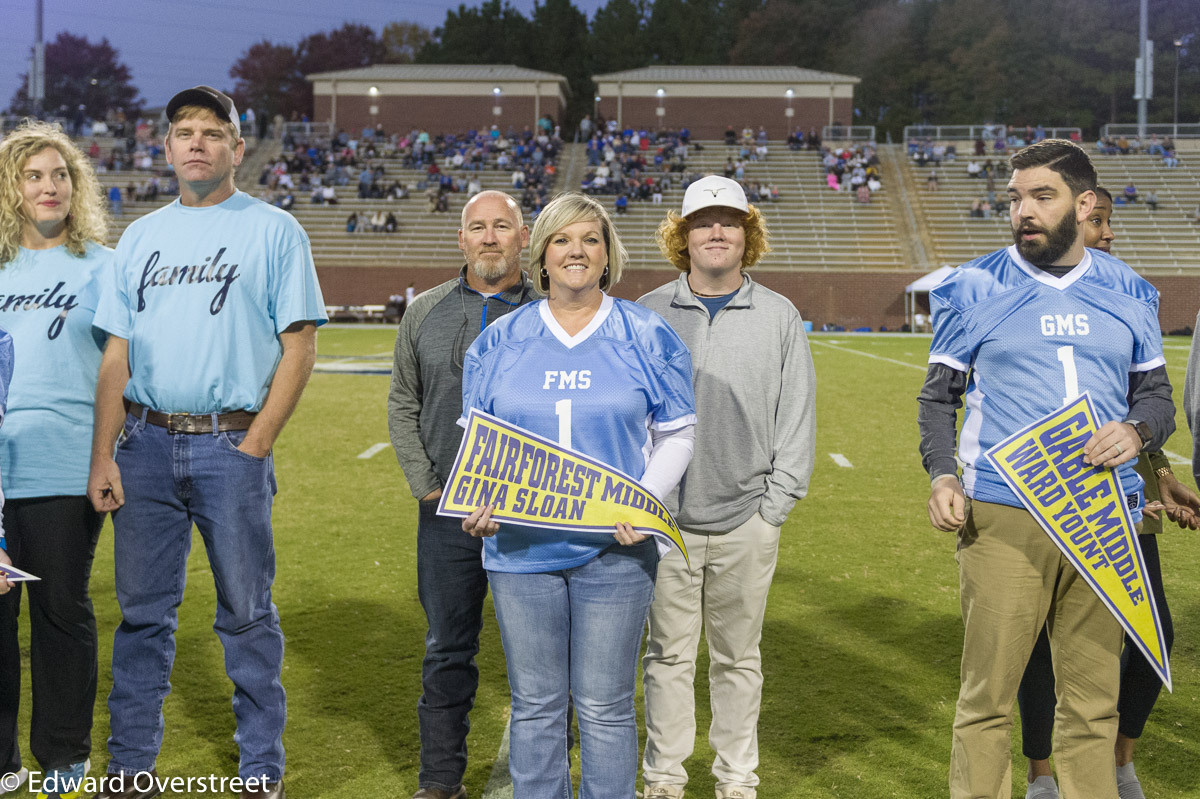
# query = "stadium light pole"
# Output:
<box><xmin>31</xmin><ymin>0</ymin><xmax>44</xmax><ymax>117</ymax></box>
<box><xmin>1175</xmin><ymin>38</ymin><xmax>1183</xmax><ymax>135</ymax></box>
<box><xmin>1136</xmin><ymin>0</ymin><xmax>1148</xmax><ymax>141</ymax></box>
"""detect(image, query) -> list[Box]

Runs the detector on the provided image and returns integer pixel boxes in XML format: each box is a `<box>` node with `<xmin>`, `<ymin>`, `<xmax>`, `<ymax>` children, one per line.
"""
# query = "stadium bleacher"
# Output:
<box><xmin>78</xmin><ymin>129</ymin><xmax>1200</xmax><ymax>329</ymax></box>
<box><xmin>904</xmin><ymin>147</ymin><xmax>1200</xmax><ymax>272</ymax></box>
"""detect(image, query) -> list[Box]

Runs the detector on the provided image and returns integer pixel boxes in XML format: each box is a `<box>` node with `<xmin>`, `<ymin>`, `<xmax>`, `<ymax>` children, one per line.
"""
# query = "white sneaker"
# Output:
<box><xmin>0</xmin><ymin>768</ymin><xmax>29</xmax><ymax>796</ymax></box>
<box><xmin>1025</xmin><ymin>775</ymin><xmax>1059</xmax><ymax>799</ymax></box>
<box><xmin>642</xmin><ymin>784</ymin><xmax>685</xmax><ymax>799</ymax></box>
<box><xmin>715</xmin><ymin>787</ymin><xmax>756</xmax><ymax>799</ymax></box>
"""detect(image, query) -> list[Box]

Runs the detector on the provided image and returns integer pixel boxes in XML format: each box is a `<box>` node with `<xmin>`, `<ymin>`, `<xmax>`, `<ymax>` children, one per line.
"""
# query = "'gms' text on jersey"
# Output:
<box><xmin>1040</xmin><ymin>314</ymin><xmax>1089</xmax><ymax>336</ymax></box>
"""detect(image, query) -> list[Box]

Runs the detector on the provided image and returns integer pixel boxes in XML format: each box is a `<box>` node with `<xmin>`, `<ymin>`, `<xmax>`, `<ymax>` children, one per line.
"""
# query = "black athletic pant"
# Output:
<box><xmin>0</xmin><ymin>496</ymin><xmax>103</xmax><ymax>772</ymax></box>
<box><xmin>1017</xmin><ymin>533</ymin><xmax>1174</xmax><ymax>759</ymax></box>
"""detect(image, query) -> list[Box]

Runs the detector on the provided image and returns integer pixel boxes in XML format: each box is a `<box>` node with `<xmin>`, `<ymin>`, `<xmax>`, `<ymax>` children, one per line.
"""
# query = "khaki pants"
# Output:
<box><xmin>641</xmin><ymin>512</ymin><xmax>781</xmax><ymax>789</ymax></box>
<box><xmin>950</xmin><ymin>500</ymin><xmax>1122</xmax><ymax>799</ymax></box>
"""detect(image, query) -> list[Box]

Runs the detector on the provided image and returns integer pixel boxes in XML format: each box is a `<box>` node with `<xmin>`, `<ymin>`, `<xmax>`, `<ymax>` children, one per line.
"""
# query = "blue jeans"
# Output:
<box><xmin>106</xmin><ymin>412</ymin><xmax>284</xmax><ymax>782</ymax></box>
<box><xmin>416</xmin><ymin>500</ymin><xmax>488</xmax><ymax>789</ymax></box>
<box><xmin>489</xmin><ymin>541</ymin><xmax>657</xmax><ymax>799</ymax></box>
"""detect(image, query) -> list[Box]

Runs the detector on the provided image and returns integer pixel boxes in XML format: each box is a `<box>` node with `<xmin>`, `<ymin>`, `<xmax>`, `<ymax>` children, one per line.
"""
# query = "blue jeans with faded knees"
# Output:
<box><xmin>106</xmin><ymin>412</ymin><xmax>285</xmax><ymax>782</ymax></box>
<box><xmin>489</xmin><ymin>540</ymin><xmax>657</xmax><ymax>799</ymax></box>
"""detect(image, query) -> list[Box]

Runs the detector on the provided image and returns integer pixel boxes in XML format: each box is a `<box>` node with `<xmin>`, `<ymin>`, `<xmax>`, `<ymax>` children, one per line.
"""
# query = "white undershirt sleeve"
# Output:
<box><xmin>639</xmin><ymin>424</ymin><xmax>695</xmax><ymax>501</ymax></box>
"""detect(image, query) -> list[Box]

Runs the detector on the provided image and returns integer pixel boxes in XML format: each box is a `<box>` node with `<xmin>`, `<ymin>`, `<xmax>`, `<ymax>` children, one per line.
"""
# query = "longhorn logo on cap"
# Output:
<box><xmin>704</xmin><ymin>188</ymin><xmax>726</xmax><ymax>197</ymax></box>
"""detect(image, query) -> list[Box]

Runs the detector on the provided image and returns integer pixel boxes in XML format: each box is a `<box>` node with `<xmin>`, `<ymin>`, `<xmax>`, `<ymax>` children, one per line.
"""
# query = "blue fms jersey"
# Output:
<box><xmin>929</xmin><ymin>245</ymin><xmax>1164</xmax><ymax>516</ymax></box>
<box><xmin>462</xmin><ymin>294</ymin><xmax>696</xmax><ymax>573</ymax></box>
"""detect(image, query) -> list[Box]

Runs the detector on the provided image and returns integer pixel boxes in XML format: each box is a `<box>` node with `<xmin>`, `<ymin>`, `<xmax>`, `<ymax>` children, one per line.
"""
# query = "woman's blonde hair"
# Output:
<box><xmin>655</xmin><ymin>204</ymin><xmax>771</xmax><ymax>272</ymax></box>
<box><xmin>0</xmin><ymin>119</ymin><xmax>108</xmax><ymax>265</ymax></box>
<box><xmin>528</xmin><ymin>192</ymin><xmax>627</xmax><ymax>295</ymax></box>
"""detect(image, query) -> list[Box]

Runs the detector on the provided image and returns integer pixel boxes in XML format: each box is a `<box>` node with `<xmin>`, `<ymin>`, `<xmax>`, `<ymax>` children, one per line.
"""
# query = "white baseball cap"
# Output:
<box><xmin>681</xmin><ymin>175</ymin><xmax>748</xmax><ymax>217</ymax></box>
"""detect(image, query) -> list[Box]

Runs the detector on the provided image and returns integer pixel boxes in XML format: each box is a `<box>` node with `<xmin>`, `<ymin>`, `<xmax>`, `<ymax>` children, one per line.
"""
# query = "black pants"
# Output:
<box><xmin>0</xmin><ymin>496</ymin><xmax>104</xmax><ymax>772</ymax></box>
<box><xmin>1017</xmin><ymin>533</ymin><xmax>1174</xmax><ymax>758</ymax></box>
<box><xmin>415</xmin><ymin>500</ymin><xmax>489</xmax><ymax>789</ymax></box>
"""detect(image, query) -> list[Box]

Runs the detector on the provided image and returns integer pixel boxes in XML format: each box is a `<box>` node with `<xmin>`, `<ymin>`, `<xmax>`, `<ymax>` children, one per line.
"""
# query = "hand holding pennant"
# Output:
<box><xmin>0</xmin><ymin>561</ymin><xmax>40</xmax><ymax>583</ymax></box>
<box><xmin>985</xmin><ymin>393</ymin><xmax>1171</xmax><ymax>691</ymax></box>
<box><xmin>439</xmin><ymin>409</ymin><xmax>690</xmax><ymax>565</ymax></box>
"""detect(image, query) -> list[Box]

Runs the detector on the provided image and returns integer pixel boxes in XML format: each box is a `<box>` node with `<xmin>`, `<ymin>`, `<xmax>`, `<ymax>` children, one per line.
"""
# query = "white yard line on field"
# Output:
<box><xmin>830</xmin><ymin>453</ymin><xmax>854</xmax><ymax>468</ymax></box>
<box><xmin>482</xmin><ymin>717</ymin><xmax>513</xmax><ymax>799</ymax></box>
<box><xmin>356</xmin><ymin>443</ymin><xmax>389</xmax><ymax>460</ymax></box>
<box><xmin>810</xmin><ymin>340</ymin><xmax>927</xmax><ymax>372</ymax></box>
<box><xmin>1162</xmin><ymin>449</ymin><xmax>1190</xmax><ymax>466</ymax></box>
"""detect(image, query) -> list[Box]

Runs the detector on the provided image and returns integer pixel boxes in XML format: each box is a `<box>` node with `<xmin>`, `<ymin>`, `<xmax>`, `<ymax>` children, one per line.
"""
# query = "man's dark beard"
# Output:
<box><xmin>1013</xmin><ymin>207</ymin><xmax>1078</xmax><ymax>266</ymax></box>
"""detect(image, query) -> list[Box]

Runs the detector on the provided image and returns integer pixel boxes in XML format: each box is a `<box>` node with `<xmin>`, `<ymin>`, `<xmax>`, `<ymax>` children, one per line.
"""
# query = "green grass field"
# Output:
<box><xmin>12</xmin><ymin>329</ymin><xmax>1200</xmax><ymax>797</ymax></box>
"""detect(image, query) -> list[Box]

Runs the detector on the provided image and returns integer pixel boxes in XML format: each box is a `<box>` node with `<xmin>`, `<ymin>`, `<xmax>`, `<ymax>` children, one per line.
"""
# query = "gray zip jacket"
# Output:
<box><xmin>639</xmin><ymin>272</ymin><xmax>816</xmax><ymax>532</ymax></box>
<box><xmin>1184</xmin><ymin>310</ymin><xmax>1200</xmax><ymax>490</ymax></box>
<box><xmin>388</xmin><ymin>268</ymin><xmax>536</xmax><ymax>499</ymax></box>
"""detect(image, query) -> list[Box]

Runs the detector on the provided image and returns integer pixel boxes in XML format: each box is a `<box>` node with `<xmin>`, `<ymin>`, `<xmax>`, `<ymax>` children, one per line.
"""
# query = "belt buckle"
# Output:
<box><xmin>166</xmin><ymin>413</ymin><xmax>193</xmax><ymax>434</ymax></box>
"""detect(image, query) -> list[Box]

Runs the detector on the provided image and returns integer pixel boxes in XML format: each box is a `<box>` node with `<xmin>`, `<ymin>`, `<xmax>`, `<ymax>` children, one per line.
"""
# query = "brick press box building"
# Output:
<box><xmin>591</xmin><ymin>65</ymin><xmax>860</xmax><ymax>140</ymax></box>
<box><xmin>307</xmin><ymin>64</ymin><xmax>570</xmax><ymax>135</ymax></box>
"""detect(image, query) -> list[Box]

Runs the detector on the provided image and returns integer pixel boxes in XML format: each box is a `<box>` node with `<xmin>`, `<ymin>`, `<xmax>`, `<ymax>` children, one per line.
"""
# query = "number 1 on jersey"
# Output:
<box><xmin>555</xmin><ymin>398</ymin><xmax>572</xmax><ymax>449</ymax></box>
<box><xmin>1057</xmin><ymin>345</ymin><xmax>1079</xmax><ymax>404</ymax></box>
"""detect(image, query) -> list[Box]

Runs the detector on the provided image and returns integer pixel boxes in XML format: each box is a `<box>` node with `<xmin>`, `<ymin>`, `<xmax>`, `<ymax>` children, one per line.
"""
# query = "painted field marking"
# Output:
<box><xmin>357</xmin><ymin>443</ymin><xmax>389</xmax><ymax>460</ymax></box>
<box><xmin>809</xmin><ymin>342</ymin><xmax>1196</xmax><ymax>468</ymax></box>
<box><xmin>830</xmin><ymin>453</ymin><xmax>854</xmax><ymax>468</ymax></box>
<box><xmin>810</xmin><ymin>340</ymin><xmax>926</xmax><ymax>372</ymax></box>
<box><xmin>313</xmin><ymin>362</ymin><xmax>391</xmax><ymax>375</ymax></box>
<box><xmin>482</xmin><ymin>717</ymin><xmax>513</xmax><ymax>799</ymax></box>
<box><xmin>1162</xmin><ymin>449</ymin><xmax>1190</xmax><ymax>466</ymax></box>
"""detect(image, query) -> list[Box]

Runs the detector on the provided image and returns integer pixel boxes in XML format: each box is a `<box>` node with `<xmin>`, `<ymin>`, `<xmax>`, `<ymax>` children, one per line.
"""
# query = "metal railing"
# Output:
<box><xmin>902</xmin><ymin>124</ymin><xmax>1082</xmax><ymax>142</ymax></box>
<box><xmin>822</xmin><ymin>125</ymin><xmax>876</xmax><ymax>142</ymax></box>
<box><xmin>281</xmin><ymin>121</ymin><xmax>335</xmax><ymax>141</ymax></box>
<box><xmin>2</xmin><ymin>115</ymin><xmax>70</xmax><ymax>133</ymax></box>
<box><xmin>1100</xmin><ymin>123</ymin><xmax>1200</xmax><ymax>140</ymax></box>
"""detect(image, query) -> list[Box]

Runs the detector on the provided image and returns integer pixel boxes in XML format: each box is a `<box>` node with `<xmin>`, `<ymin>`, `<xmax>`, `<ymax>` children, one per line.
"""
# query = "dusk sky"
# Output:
<box><xmin>2</xmin><ymin>0</ymin><xmax>610</xmax><ymax>110</ymax></box>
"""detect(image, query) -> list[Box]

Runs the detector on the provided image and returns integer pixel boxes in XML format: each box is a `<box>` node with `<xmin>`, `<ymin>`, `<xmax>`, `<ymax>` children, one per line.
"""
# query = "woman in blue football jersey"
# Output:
<box><xmin>1016</xmin><ymin>187</ymin><xmax>1200</xmax><ymax>799</ymax></box>
<box><xmin>461</xmin><ymin>192</ymin><xmax>697</xmax><ymax>798</ymax></box>
<box><xmin>0</xmin><ymin>120</ymin><xmax>111</xmax><ymax>797</ymax></box>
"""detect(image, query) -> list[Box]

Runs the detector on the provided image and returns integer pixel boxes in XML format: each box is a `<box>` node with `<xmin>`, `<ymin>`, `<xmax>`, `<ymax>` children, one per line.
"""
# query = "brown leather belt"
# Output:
<box><xmin>129</xmin><ymin>402</ymin><xmax>257</xmax><ymax>434</ymax></box>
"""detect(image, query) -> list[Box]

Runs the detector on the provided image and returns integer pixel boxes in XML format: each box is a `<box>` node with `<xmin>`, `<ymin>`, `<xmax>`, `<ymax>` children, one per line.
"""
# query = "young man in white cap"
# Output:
<box><xmin>86</xmin><ymin>85</ymin><xmax>326</xmax><ymax>799</ymax></box>
<box><xmin>638</xmin><ymin>176</ymin><xmax>816</xmax><ymax>799</ymax></box>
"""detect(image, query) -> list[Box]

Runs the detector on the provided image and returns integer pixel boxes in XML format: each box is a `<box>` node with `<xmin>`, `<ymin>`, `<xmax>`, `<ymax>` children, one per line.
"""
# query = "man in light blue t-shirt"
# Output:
<box><xmin>86</xmin><ymin>86</ymin><xmax>326</xmax><ymax>799</ymax></box>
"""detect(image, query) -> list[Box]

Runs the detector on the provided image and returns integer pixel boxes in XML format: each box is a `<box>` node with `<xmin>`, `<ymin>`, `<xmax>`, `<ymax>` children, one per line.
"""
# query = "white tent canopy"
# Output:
<box><xmin>905</xmin><ymin>265</ymin><xmax>957</xmax><ymax>330</ymax></box>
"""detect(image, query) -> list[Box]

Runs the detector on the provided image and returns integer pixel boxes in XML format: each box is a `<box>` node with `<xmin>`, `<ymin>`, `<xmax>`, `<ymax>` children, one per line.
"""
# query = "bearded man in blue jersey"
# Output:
<box><xmin>918</xmin><ymin>139</ymin><xmax>1176</xmax><ymax>799</ymax></box>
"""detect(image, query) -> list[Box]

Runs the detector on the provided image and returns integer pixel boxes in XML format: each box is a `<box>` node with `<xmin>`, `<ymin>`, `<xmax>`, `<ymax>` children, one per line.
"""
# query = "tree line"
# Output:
<box><xmin>10</xmin><ymin>0</ymin><xmax>1199</xmax><ymax>140</ymax></box>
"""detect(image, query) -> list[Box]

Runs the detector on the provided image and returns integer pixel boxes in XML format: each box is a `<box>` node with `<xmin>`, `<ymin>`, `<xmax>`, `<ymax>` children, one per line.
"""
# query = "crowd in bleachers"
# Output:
<box><xmin>961</xmin><ymin>157</ymin><xmax>1010</xmax><ymax>218</ymax></box>
<box><xmin>1096</xmin><ymin>133</ymin><xmax>1181</xmax><ymax>167</ymax></box>
<box><xmin>787</xmin><ymin>127</ymin><xmax>824</xmax><ymax>151</ymax></box>
<box><xmin>579</xmin><ymin>124</ymin><xmax>821</xmax><ymax>214</ymax></box>
<box><xmin>822</xmin><ymin>144</ymin><xmax>882</xmax><ymax>203</ymax></box>
<box><xmin>265</xmin><ymin>121</ymin><xmax>563</xmax><ymax>225</ymax></box>
<box><xmin>910</xmin><ymin>139</ymin><xmax>957</xmax><ymax>165</ymax></box>
<box><xmin>346</xmin><ymin>209</ymin><xmax>398</xmax><ymax>234</ymax></box>
<box><xmin>580</xmin><ymin>127</ymin><xmax>693</xmax><ymax>197</ymax></box>
<box><xmin>902</xmin><ymin>124</ymin><xmax>1076</xmax><ymax>166</ymax></box>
